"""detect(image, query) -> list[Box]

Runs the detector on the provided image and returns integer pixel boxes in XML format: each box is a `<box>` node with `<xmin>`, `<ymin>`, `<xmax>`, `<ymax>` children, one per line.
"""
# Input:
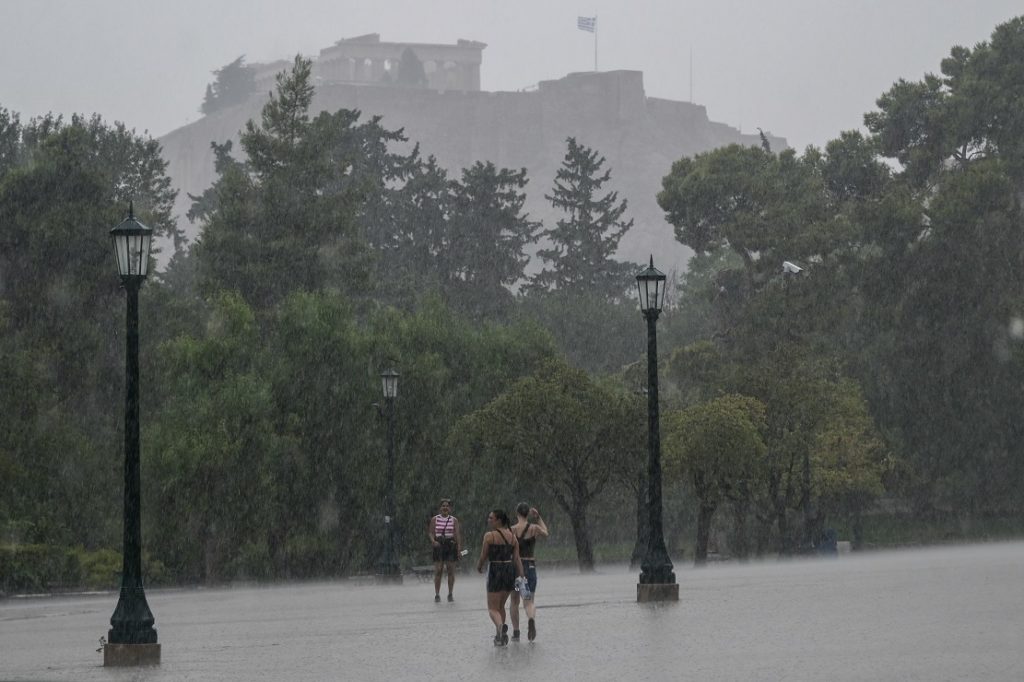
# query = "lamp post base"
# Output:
<box><xmin>637</xmin><ymin>582</ymin><xmax>679</xmax><ymax>603</ymax></box>
<box><xmin>103</xmin><ymin>643</ymin><xmax>161</xmax><ymax>667</ymax></box>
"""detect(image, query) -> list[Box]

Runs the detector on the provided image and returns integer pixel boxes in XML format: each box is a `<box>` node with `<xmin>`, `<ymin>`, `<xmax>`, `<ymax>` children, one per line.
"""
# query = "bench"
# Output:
<box><xmin>411</xmin><ymin>565</ymin><xmax>434</xmax><ymax>582</ymax></box>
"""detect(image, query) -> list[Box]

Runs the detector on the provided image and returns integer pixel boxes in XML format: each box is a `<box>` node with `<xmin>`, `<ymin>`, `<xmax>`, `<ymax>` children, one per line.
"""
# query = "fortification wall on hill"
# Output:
<box><xmin>159</xmin><ymin>69</ymin><xmax>785</xmax><ymax>275</ymax></box>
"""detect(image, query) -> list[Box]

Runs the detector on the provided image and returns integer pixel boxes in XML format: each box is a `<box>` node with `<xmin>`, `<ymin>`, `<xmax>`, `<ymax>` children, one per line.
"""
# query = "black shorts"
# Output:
<box><xmin>433</xmin><ymin>538</ymin><xmax>458</xmax><ymax>562</ymax></box>
<box><xmin>486</xmin><ymin>562</ymin><xmax>515</xmax><ymax>593</ymax></box>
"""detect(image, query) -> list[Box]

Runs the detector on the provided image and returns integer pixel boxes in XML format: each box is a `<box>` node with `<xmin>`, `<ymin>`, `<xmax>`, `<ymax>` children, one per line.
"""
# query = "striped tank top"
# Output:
<box><xmin>434</xmin><ymin>514</ymin><xmax>455</xmax><ymax>539</ymax></box>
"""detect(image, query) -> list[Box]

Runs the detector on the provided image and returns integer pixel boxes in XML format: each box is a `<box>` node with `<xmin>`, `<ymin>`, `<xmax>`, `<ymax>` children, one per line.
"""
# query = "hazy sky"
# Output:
<box><xmin>0</xmin><ymin>1</ymin><xmax>1020</xmax><ymax>150</ymax></box>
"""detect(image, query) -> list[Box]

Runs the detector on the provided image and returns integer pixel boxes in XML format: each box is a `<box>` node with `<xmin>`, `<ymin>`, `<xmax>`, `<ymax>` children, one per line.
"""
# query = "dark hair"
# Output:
<box><xmin>491</xmin><ymin>508</ymin><xmax>511</xmax><ymax>528</ymax></box>
<box><xmin>439</xmin><ymin>498</ymin><xmax>452</xmax><ymax>506</ymax></box>
<box><xmin>516</xmin><ymin>502</ymin><xmax>530</xmax><ymax>518</ymax></box>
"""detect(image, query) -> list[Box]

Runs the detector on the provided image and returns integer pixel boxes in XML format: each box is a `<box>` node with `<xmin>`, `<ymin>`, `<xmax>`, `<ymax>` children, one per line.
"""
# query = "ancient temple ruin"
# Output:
<box><xmin>165</xmin><ymin>36</ymin><xmax>785</xmax><ymax>273</ymax></box>
<box><xmin>252</xmin><ymin>34</ymin><xmax>486</xmax><ymax>93</ymax></box>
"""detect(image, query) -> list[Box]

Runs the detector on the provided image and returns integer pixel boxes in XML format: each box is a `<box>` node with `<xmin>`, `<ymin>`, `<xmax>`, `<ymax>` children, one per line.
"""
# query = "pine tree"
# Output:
<box><xmin>193</xmin><ymin>56</ymin><xmax>367</xmax><ymax>307</ymax></box>
<box><xmin>531</xmin><ymin>137</ymin><xmax>634</xmax><ymax>300</ymax></box>
<box><xmin>446</xmin><ymin>161</ymin><xmax>539</xmax><ymax>319</ymax></box>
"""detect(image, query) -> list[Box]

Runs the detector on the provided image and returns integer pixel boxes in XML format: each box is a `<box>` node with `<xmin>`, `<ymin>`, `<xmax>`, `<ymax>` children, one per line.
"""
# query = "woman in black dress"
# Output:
<box><xmin>476</xmin><ymin>508</ymin><xmax>524</xmax><ymax>646</ymax></box>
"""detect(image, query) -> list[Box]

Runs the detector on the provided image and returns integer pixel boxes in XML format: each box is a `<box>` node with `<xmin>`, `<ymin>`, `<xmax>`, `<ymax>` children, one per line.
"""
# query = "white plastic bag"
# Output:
<box><xmin>514</xmin><ymin>575</ymin><xmax>533</xmax><ymax>601</ymax></box>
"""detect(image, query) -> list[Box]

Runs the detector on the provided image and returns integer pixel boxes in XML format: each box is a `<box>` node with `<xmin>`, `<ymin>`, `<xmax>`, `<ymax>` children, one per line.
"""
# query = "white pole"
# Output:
<box><xmin>594</xmin><ymin>16</ymin><xmax>598</xmax><ymax>71</ymax></box>
<box><xmin>689</xmin><ymin>48</ymin><xmax>693</xmax><ymax>101</ymax></box>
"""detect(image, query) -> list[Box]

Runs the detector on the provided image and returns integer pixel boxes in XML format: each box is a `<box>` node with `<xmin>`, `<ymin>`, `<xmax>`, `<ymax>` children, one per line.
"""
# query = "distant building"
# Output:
<box><xmin>166</xmin><ymin>36</ymin><xmax>785</xmax><ymax>273</ymax></box>
<box><xmin>252</xmin><ymin>34</ymin><xmax>486</xmax><ymax>93</ymax></box>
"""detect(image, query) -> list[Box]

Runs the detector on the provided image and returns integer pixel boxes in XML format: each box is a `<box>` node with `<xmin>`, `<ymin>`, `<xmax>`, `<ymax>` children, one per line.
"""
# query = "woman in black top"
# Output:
<box><xmin>476</xmin><ymin>508</ymin><xmax>524</xmax><ymax>646</ymax></box>
<box><xmin>509</xmin><ymin>502</ymin><xmax>549</xmax><ymax>641</ymax></box>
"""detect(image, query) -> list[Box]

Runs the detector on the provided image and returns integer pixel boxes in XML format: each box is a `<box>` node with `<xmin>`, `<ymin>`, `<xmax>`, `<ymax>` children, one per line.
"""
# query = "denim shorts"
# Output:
<box><xmin>523</xmin><ymin>559</ymin><xmax>538</xmax><ymax>594</ymax></box>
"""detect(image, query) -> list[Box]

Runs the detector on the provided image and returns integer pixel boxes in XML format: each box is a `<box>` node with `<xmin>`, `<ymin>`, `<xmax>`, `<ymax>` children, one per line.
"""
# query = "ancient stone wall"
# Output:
<box><xmin>159</xmin><ymin>69</ymin><xmax>785</xmax><ymax>274</ymax></box>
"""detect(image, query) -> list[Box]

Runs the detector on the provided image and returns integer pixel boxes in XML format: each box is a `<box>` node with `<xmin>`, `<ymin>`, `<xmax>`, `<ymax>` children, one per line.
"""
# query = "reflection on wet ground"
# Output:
<box><xmin>2</xmin><ymin>542</ymin><xmax>1023</xmax><ymax>681</ymax></box>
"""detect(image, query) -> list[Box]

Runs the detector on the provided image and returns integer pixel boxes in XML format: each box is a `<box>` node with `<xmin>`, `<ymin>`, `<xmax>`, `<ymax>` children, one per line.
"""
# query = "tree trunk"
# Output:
<box><xmin>694</xmin><ymin>503</ymin><xmax>716</xmax><ymax>566</ymax></box>
<box><xmin>569</xmin><ymin>502</ymin><xmax>595</xmax><ymax>572</ymax></box>
<box><xmin>754</xmin><ymin>513</ymin><xmax>773</xmax><ymax>558</ymax></box>
<box><xmin>852</xmin><ymin>510</ymin><xmax>864</xmax><ymax>551</ymax></box>
<box><xmin>203</xmin><ymin>524</ymin><xmax>220</xmax><ymax>584</ymax></box>
<box><xmin>731</xmin><ymin>497</ymin><xmax>750</xmax><ymax>561</ymax></box>
<box><xmin>775</xmin><ymin>501</ymin><xmax>791</xmax><ymax>556</ymax></box>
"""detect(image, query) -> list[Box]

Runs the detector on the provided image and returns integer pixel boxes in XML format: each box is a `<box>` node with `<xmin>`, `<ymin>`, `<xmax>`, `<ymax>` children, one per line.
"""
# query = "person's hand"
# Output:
<box><xmin>477</xmin><ymin>564</ymin><xmax>484</xmax><ymax>574</ymax></box>
<box><xmin>432</xmin><ymin>540</ymin><xmax>440</xmax><ymax>548</ymax></box>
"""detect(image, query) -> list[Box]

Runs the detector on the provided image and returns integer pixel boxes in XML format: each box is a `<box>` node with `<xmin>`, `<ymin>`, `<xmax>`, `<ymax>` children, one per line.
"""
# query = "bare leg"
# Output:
<box><xmin>433</xmin><ymin>562</ymin><xmax>443</xmax><ymax>597</ymax></box>
<box><xmin>498</xmin><ymin>591</ymin><xmax>511</xmax><ymax>640</ymax></box>
<box><xmin>446</xmin><ymin>561</ymin><xmax>456</xmax><ymax>597</ymax></box>
<box><xmin>486</xmin><ymin>592</ymin><xmax>504</xmax><ymax>631</ymax></box>
<box><xmin>510</xmin><ymin>591</ymin><xmax>521</xmax><ymax>631</ymax></box>
<box><xmin>524</xmin><ymin>597</ymin><xmax>537</xmax><ymax>620</ymax></box>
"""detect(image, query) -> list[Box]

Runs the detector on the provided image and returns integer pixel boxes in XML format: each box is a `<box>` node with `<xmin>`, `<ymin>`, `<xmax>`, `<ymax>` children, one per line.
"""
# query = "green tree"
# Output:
<box><xmin>146</xmin><ymin>293</ymin><xmax>286</xmax><ymax>582</ymax></box>
<box><xmin>0</xmin><ymin>107</ymin><xmax>22</xmax><ymax>176</ymax></box>
<box><xmin>517</xmin><ymin>291</ymin><xmax>642</xmax><ymax>375</ymax></box>
<box><xmin>658</xmin><ymin>143</ymin><xmax>829</xmax><ymax>299</ymax></box>
<box><xmin>381</xmin><ymin>155</ymin><xmax>450</xmax><ymax>305</ymax></box>
<box><xmin>201</xmin><ymin>56</ymin><xmax>257</xmax><ymax>115</ymax></box>
<box><xmin>0</xmin><ymin>111</ymin><xmax>178</xmax><ymax>553</ymax></box>
<box><xmin>445</xmin><ymin>161</ymin><xmax>539</xmax><ymax>319</ymax></box>
<box><xmin>854</xmin><ymin>17</ymin><xmax>1024</xmax><ymax>512</ymax></box>
<box><xmin>454</xmin><ymin>359</ymin><xmax>639</xmax><ymax>571</ymax></box>
<box><xmin>664</xmin><ymin>394</ymin><xmax>767</xmax><ymax>565</ymax></box>
<box><xmin>810</xmin><ymin>379</ymin><xmax>888</xmax><ymax>549</ymax></box>
<box><xmin>865</xmin><ymin>17</ymin><xmax>1024</xmax><ymax>185</ymax></box>
<box><xmin>859</xmin><ymin>160</ymin><xmax>1024</xmax><ymax>512</ymax></box>
<box><xmin>735</xmin><ymin>357</ymin><xmax>889</xmax><ymax>554</ymax></box>
<box><xmin>192</xmin><ymin>56</ymin><xmax>370</xmax><ymax>308</ymax></box>
<box><xmin>364</xmin><ymin>298</ymin><xmax>558</xmax><ymax>568</ymax></box>
<box><xmin>259</xmin><ymin>292</ymin><xmax>379</xmax><ymax>576</ymax></box>
<box><xmin>531</xmin><ymin>137</ymin><xmax>635</xmax><ymax>300</ymax></box>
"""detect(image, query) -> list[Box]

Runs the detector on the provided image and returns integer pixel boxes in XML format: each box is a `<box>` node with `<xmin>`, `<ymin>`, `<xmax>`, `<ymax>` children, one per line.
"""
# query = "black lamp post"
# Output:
<box><xmin>378</xmin><ymin>368</ymin><xmax>403</xmax><ymax>583</ymax></box>
<box><xmin>105</xmin><ymin>202</ymin><xmax>160</xmax><ymax>666</ymax></box>
<box><xmin>635</xmin><ymin>256</ymin><xmax>679</xmax><ymax>602</ymax></box>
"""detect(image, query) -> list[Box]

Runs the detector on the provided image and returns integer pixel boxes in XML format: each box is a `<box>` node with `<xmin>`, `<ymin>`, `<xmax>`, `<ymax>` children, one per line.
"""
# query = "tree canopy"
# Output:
<box><xmin>201</xmin><ymin>56</ymin><xmax>257</xmax><ymax>115</ymax></box>
<box><xmin>454</xmin><ymin>359</ymin><xmax>642</xmax><ymax>571</ymax></box>
<box><xmin>531</xmin><ymin>137</ymin><xmax>635</xmax><ymax>300</ymax></box>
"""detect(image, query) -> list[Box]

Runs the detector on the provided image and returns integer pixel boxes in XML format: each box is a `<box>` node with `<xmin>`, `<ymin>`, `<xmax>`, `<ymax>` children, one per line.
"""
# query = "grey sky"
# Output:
<box><xmin>0</xmin><ymin>1</ymin><xmax>1020</xmax><ymax>150</ymax></box>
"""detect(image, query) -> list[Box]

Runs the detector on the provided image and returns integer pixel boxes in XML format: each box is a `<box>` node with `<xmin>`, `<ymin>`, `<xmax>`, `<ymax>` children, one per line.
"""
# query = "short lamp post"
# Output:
<box><xmin>635</xmin><ymin>256</ymin><xmax>679</xmax><ymax>602</ymax></box>
<box><xmin>105</xmin><ymin>202</ymin><xmax>160</xmax><ymax>666</ymax></box>
<box><xmin>378</xmin><ymin>368</ymin><xmax>403</xmax><ymax>583</ymax></box>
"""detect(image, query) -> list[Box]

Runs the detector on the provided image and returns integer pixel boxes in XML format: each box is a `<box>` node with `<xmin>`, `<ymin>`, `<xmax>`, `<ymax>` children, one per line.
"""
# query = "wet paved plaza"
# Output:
<box><xmin>2</xmin><ymin>542</ymin><xmax>1023</xmax><ymax>681</ymax></box>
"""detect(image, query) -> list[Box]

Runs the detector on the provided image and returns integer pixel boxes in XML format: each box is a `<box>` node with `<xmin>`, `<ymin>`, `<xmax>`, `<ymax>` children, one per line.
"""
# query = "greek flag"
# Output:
<box><xmin>577</xmin><ymin>16</ymin><xmax>596</xmax><ymax>33</ymax></box>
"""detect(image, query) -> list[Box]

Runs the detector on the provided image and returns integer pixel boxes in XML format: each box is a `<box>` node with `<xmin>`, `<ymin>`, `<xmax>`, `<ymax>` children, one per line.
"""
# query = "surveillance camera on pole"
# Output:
<box><xmin>782</xmin><ymin>261</ymin><xmax>803</xmax><ymax>275</ymax></box>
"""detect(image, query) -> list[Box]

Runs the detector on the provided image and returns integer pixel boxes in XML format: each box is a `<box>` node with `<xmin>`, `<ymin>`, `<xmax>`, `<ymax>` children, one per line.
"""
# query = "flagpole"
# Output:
<box><xmin>689</xmin><ymin>48</ymin><xmax>694</xmax><ymax>101</ymax></box>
